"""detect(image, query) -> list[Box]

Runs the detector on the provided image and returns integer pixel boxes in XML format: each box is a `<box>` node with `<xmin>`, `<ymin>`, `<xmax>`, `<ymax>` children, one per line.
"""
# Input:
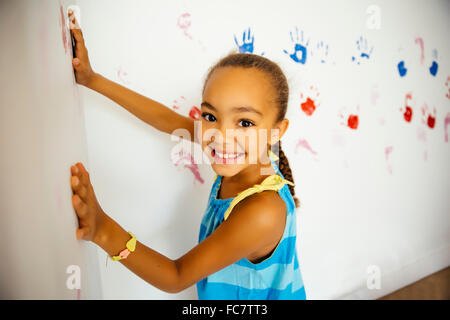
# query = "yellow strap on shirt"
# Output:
<box><xmin>223</xmin><ymin>174</ymin><xmax>295</xmax><ymax>221</ymax></box>
<box><xmin>268</xmin><ymin>149</ymin><xmax>279</xmax><ymax>161</ymax></box>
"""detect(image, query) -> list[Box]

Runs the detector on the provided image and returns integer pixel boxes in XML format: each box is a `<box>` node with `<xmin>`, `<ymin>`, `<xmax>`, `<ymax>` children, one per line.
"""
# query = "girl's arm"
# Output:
<box><xmin>69</xmin><ymin>11</ymin><xmax>195</xmax><ymax>141</ymax></box>
<box><xmin>71</xmin><ymin>162</ymin><xmax>285</xmax><ymax>293</ymax></box>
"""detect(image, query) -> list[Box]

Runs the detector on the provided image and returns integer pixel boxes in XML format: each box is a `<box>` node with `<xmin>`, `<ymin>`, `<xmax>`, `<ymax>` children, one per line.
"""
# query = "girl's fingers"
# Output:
<box><xmin>72</xmin><ymin>58</ymin><xmax>80</xmax><ymax>68</ymax></box>
<box><xmin>72</xmin><ymin>194</ymin><xmax>88</xmax><ymax>218</ymax></box>
<box><xmin>70</xmin><ymin>27</ymin><xmax>85</xmax><ymax>46</ymax></box>
<box><xmin>71</xmin><ymin>175</ymin><xmax>88</xmax><ymax>200</ymax></box>
<box><xmin>76</xmin><ymin>162</ymin><xmax>92</xmax><ymax>187</ymax></box>
<box><xmin>68</xmin><ymin>12</ymin><xmax>84</xmax><ymax>44</ymax></box>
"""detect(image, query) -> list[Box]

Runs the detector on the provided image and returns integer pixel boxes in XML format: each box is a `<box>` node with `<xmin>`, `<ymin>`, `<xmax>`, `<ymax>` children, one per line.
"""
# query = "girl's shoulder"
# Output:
<box><xmin>227</xmin><ymin>188</ymin><xmax>287</xmax><ymax>232</ymax></box>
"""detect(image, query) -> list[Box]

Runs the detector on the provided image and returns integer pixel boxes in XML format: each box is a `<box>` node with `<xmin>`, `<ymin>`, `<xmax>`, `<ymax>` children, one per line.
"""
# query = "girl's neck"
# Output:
<box><xmin>223</xmin><ymin>157</ymin><xmax>276</xmax><ymax>187</ymax></box>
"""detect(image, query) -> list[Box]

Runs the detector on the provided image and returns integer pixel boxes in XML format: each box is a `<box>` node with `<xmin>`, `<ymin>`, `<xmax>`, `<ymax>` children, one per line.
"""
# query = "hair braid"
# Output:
<box><xmin>274</xmin><ymin>140</ymin><xmax>300</xmax><ymax>208</ymax></box>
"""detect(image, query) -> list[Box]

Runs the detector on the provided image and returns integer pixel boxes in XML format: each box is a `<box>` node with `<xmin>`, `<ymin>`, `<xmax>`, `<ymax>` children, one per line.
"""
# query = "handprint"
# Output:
<box><xmin>339</xmin><ymin>105</ymin><xmax>360</xmax><ymax>130</ymax></box>
<box><xmin>283</xmin><ymin>27</ymin><xmax>310</xmax><ymax>64</ymax></box>
<box><xmin>429</xmin><ymin>49</ymin><xmax>438</xmax><ymax>76</ymax></box>
<box><xmin>299</xmin><ymin>85</ymin><xmax>320</xmax><ymax>116</ymax></box>
<box><xmin>170</xmin><ymin>144</ymin><xmax>204</xmax><ymax>184</ymax></box>
<box><xmin>421</xmin><ymin>103</ymin><xmax>436</xmax><ymax>129</ymax></box>
<box><xmin>399</xmin><ymin>93</ymin><xmax>414</xmax><ymax>123</ymax></box>
<box><xmin>234</xmin><ymin>28</ymin><xmax>254</xmax><ymax>53</ymax></box>
<box><xmin>397</xmin><ymin>60</ymin><xmax>407</xmax><ymax>77</ymax></box>
<box><xmin>351</xmin><ymin>36</ymin><xmax>373</xmax><ymax>65</ymax></box>
<box><xmin>314</xmin><ymin>41</ymin><xmax>329</xmax><ymax>64</ymax></box>
<box><xmin>445</xmin><ymin>76</ymin><xmax>450</xmax><ymax>100</ymax></box>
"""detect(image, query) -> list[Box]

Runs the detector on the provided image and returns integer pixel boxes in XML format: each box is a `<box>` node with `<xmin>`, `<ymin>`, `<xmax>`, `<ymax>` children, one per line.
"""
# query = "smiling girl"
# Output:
<box><xmin>68</xmin><ymin>10</ymin><xmax>305</xmax><ymax>299</ymax></box>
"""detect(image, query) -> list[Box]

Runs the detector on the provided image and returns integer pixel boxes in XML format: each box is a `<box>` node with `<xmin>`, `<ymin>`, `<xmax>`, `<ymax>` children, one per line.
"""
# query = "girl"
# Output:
<box><xmin>68</xmin><ymin>10</ymin><xmax>306</xmax><ymax>299</ymax></box>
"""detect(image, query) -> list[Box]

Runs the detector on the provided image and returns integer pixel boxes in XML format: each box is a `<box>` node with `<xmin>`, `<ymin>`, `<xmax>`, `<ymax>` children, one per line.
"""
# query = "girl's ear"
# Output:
<box><xmin>269</xmin><ymin>118</ymin><xmax>289</xmax><ymax>145</ymax></box>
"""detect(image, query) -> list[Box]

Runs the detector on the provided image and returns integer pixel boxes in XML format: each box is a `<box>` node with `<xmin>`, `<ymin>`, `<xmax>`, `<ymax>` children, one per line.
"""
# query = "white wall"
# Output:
<box><xmin>0</xmin><ymin>0</ymin><xmax>101</xmax><ymax>299</ymax></box>
<box><xmin>76</xmin><ymin>0</ymin><xmax>449</xmax><ymax>299</ymax></box>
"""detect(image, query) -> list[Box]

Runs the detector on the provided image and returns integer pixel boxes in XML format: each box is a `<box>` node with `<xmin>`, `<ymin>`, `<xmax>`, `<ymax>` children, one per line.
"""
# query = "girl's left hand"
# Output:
<box><xmin>70</xmin><ymin>162</ymin><xmax>108</xmax><ymax>242</ymax></box>
<box><xmin>68</xmin><ymin>9</ymin><xmax>96</xmax><ymax>87</ymax></box>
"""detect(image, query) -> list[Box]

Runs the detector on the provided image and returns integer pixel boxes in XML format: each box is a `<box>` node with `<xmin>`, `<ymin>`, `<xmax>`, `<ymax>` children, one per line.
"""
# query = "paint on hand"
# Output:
<box><xmin>399</xmin><ymin>93</ymin><xmax>413</xmax><ymax>123</ymax></box>
<box><xmin>351</xmin><ymin>36</ymin><xmax>373</xmax><ymax>65</ymax></box>
<box><xmin>283</xmin><ymin>27</ymin><xmax>309</xmax><ymax>64</ymax></box>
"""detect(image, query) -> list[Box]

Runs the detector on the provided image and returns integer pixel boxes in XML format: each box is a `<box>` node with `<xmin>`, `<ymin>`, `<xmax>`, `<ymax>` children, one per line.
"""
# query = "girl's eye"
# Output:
<box><xmin>201</xmin><ymin>112</ymin><xmax>216</xmax><ymax>122</ymax></box>
<box><xmin>202</xmin><ymin>113</ymin><xmax>254</xmax><ymax>128</ymax></box>
<box><xmin>239</xmin><ymin>119</ymin><xmax>255</xmax><ymax>128</ymax></box>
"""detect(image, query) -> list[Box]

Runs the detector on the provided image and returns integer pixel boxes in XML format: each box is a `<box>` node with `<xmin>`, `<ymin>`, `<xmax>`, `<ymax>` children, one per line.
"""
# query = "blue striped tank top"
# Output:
<box><xmin>196</xmin><ymin>153</ymin><xmax>307</xmax><ymax>300</ymax></box>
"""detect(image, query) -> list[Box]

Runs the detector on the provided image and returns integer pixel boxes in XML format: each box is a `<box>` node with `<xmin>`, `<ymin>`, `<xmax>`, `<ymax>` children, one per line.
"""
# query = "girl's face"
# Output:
<box><xmin>200</xmin><ymin>66</ymin><xmax>288</xmax><ymax>177</ymax></box>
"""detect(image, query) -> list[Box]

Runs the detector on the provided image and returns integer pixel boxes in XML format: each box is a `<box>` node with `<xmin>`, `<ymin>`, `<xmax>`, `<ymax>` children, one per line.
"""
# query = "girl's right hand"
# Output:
<box><xmin>68</xmin><ymin>9</ymin><xmax>96</xmax><ymax>87</ymax></box>
<box><xmin>70</xmin><ymin>162</ymin><xmax>108</xmax><ymax>243</ymax></box>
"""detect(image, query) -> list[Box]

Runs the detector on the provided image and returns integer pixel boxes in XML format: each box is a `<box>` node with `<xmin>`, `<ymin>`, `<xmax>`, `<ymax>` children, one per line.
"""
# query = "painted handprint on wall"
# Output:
<box><xmin>283</xmin><ymin>27</ymin><xmax>310</xmax><ymax>64</ymax></box>
<box><xmin>429</xmin><ymin>49</ymin><xmax>439</xmax><ymax>76</ymax></box>
<box><xmin>397</xmin><ymin>60</ymin><xmax>407</xmax><ymax>77</ymax></box>
<box><xmin>339</xmin><ymin>105</ymin><xmax>360</xmax><ymax>130</ymax></box>
<box><xmin>314</xmin><ymin>41</ymin><xmax>329</xmax><ymax>64</ymax></box>
<box><xmin>234</xmin><ymin>28</ymin><xmax>254</xmax><ymax>53</ymax></box>
<box><xmin>233</xmin><ymin>28</ymin><xmax>264</xmax><ymax>55</ymax></box>
<box><xmin>399</xmin><ymin>93</ymin><xmax>414</xmax><ymax>123</ymax></box>
<box><xmin>299</xmin><ymin>85</ymin><xmax>321</xmax><ymax>116</ymax></box>
<box><xmin>351</xmin><ymin>36</ymin><xmax>373</xmax><ymax>65</ymax></box>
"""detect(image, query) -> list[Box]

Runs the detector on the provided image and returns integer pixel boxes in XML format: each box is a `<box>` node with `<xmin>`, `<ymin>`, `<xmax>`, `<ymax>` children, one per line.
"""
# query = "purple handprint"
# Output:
<box><xmin>283</xmin><ymin>27</ymin><xmax>310</xmax><ymax>64</ymax></box>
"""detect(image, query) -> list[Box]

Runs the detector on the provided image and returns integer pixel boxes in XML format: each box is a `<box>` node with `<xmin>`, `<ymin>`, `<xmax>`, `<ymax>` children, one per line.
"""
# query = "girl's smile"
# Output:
<box><xmin>209</xmin><ymin>146</ymin><xmax>246</xmax><ymax>164</ymax></box>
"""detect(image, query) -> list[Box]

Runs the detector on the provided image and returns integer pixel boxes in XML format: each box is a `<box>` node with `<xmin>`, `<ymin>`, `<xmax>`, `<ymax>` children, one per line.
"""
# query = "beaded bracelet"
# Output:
<box><xmin>111</xmin><ymin>231</ymin><xmax>136</xmax><ymax>261</ymax></box>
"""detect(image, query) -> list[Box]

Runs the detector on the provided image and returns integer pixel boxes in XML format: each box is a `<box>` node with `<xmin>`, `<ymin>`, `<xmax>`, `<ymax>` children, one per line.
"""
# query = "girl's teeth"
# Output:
<box><xmin>215</xmin><ymin>150</ymin><xmax>243</xmax><ymax>159</ymax></box>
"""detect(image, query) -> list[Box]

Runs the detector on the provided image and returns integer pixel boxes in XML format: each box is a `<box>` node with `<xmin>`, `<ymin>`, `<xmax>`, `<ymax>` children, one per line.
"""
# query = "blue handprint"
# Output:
<box><xmin>429</xmin><ymin>49</ymin><xmax>439</xmax><ymax>76</ymax></box>
<box><xmin>234</xmin><ymin>28</ymin><xmax>254</xmax><ymax>53</ymax></box>
<box><xmin>314</xmin><ymin>41</ymin><xmax>329</xmax><ymax>63</ymax></box>
<box><xmin>352</xmin><ymin>36</ymin><xmax>374</xmax><ymax>65</ymax></box>
<box><xmin>397</xmin><ymin>60</ymin><xmax>407</xmax><ymax>77</ymax></box>
<box><xmin>283</xmin><ymin>27</ymin><xmax>309</xmax><ymax>64</ymax></box>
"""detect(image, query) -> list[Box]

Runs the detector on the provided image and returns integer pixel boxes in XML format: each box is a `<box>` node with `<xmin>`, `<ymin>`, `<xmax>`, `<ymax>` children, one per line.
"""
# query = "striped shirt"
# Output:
<box><xmin>196</xmin><ymin>152</ymin><xmax>306</xmax><ymax>299</ymax></box>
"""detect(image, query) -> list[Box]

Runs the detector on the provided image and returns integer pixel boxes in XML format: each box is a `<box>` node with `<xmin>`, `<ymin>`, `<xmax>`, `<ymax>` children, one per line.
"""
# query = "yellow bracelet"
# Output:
<box><xmin>111</xmin><ymin>231</ymin><xmax>136</xmax><ymax>261</ymax></box>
